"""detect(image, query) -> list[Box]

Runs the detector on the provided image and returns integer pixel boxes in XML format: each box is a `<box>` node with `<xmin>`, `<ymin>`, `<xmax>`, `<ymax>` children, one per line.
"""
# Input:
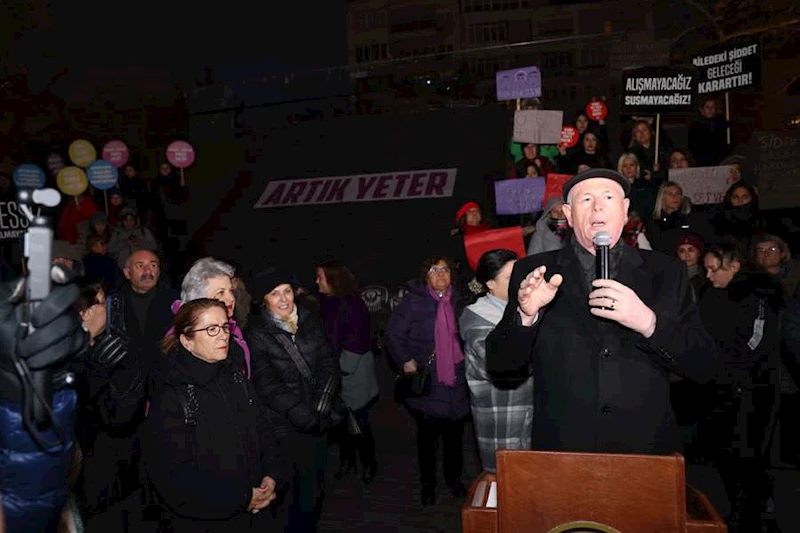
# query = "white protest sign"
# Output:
<box><xmin>512</xmin><ymin>110</ymin><xmax>563</xmax><ymax>144</ymax></box>
<box><xmin>669</xmin><ymin>165</ymin><xmax>734</xmax><ymax>205</ymax></box>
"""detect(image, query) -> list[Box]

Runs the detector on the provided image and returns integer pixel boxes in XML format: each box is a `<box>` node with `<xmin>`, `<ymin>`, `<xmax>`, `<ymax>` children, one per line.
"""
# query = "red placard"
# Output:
<box><xmin>560</xmin><ymin>126</ymin><xmax>579</xmax><ymax>149</ymax></box>
<box><xmin>464</xmin><ymin>227</ymin><xmax>526</xmax><ymax>271</ymax></box>
<box><xmin>102</xmin><ymin>140</ymin><xmax>130</xmax><ymax>168</ymax></box>
<box><xmin>586</xmin><ymin>99</ymin><xmax>608</xmax><ymax>122</ymax></box>
<box><xmin>544</xmin><ymin>173</ymin><xmax>572</xmax><ymax>206</ymax></box>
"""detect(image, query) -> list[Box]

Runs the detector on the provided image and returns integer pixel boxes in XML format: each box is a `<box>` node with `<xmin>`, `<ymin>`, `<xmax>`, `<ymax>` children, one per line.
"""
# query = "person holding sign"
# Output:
<box><xmin>689</xmin><ymin>97</ymin><xmax>731</xmax><ymax>167</ymax></box>
<box><xmin>514</xmin><ymin>143</ymin><xmax>555</xmax><ymax>178</ymax></box>
<box><xmin>486</xmin><ymin>168</ymin><xmax>716</xmax><ymax>455</ymax></box>
<box><xmin>557</xmin><ymin>131</ymin><xmax>611</xmax><ymax>174</ymax></box>
<box><xmin>629</xmin><ymin>120</ymin><xmax>672</xmax><ymax>177</ymax></box>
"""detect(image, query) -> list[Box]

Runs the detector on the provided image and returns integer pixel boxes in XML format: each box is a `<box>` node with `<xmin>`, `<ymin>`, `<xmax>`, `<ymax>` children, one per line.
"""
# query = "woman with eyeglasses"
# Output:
<box><xmin>141</xmin><ymin>299</ymin><xmax>282</xmax><ymax>532</ymax></box>
<box><xmin>385</xmin><ymin>255</ymin><xmax>470</xmax><ymax>505</ymax></box>
<box><xmin>697</xmin><ymin>243</ymin><xmax>782</xmax><ymax>532</ymax></box>
<box><xmin>72</xmin><ymin>280</ymin><xmax>147</xmax><ymax>532</ymax></box>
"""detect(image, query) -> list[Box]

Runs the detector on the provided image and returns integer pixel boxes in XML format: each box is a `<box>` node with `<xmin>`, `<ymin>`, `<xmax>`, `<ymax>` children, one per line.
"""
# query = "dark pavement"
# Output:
<box><xmin>317</xmin><ymin>354</ymin><xmax>799</xmax><ymax>532</ymax></box>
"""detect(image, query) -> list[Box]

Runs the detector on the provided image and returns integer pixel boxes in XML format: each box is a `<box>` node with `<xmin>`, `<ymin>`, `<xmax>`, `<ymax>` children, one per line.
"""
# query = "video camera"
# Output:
<box><xmin>11</xmin><ymin>187</ymin><xmax>76</xmax><ymax>448</ymax></box>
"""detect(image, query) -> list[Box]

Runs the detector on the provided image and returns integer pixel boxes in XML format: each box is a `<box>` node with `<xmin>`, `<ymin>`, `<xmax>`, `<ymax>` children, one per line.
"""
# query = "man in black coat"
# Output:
<box><xmin>487</xmin><ymin>168</ymin><xmax>716</xmax><ymax>455</ymax></box>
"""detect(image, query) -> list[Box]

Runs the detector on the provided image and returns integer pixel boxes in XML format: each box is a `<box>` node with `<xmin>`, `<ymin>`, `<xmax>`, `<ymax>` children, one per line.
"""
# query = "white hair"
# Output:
<box><xmin>180</xmin><ymin>257</ymin><xmax>235</xmax><ymax>304</ymax></box>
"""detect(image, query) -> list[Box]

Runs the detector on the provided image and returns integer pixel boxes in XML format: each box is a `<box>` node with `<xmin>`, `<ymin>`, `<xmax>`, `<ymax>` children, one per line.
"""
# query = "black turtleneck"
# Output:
<box><xmin>130</xmin><ymin>289</ymin><xmax>156</xmax><ymax>334</ymax></box>
<box><xmin>571</xmin><ymin>237</ymin><xmax>625</xmax><ymax>290</ymax></box>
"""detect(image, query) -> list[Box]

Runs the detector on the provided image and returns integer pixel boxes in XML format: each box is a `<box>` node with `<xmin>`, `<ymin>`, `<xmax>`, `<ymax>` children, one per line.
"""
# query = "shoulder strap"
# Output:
<box><xmin>275</xmin><ymin>334</ymin><xmax>315</xmax><ymax>384</ymax></box>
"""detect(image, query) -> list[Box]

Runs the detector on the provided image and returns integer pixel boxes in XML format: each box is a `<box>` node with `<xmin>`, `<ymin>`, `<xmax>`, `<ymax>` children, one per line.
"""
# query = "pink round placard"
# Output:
<box><xmin>166</xmin><ymin>141</ymin><xmax>196</xmax><ymax>169</ymax></box>
<box><xmin>102</xmin><ymin>140</ymin><xmax>130</xmax><ymax>168</ymax></box>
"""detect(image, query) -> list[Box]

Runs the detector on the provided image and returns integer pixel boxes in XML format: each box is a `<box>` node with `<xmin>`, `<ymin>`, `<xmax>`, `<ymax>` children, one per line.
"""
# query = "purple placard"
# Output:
<box><xmin>494</xmin><ymin>177</ymin><xmax>546</xmax><ymax>215</ymax></box>
<box><xmin>495</xmin><ymin>66</ymin><xmax>542</xmax><ymax>101</ymax></box>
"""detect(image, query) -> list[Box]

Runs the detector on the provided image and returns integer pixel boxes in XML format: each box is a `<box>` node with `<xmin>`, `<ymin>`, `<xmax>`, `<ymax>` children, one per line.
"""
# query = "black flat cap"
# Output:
<box><xmin>562</xmin><ymin>168</ymin><xmax>631</xmax><ymax>202</ymax></box>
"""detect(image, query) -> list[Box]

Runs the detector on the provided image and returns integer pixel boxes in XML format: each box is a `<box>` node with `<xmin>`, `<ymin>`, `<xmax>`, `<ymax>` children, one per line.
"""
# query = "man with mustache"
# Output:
<box><xmin>108</xmin><ymin>249</ymin><xmax>178</xmax><ymax>381</ymax></box>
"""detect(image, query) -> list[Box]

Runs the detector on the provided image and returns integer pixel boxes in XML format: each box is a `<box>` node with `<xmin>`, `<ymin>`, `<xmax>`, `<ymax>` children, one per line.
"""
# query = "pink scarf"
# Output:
<box><xmin>427</xmin><ymin>286</ymin><xmax>464</xmax><ymax>387</ymax></box>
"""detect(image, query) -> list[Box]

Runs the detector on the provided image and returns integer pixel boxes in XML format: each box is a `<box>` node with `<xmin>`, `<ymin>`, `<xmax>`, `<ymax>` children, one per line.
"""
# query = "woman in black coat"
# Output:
<box><xmin>246</xmin><ymin>269</ymin><xmax>341</xmax><ymax>532</ymax></box>
<box><xmin>141</xmin><ymin>299</ymin><xmax>283</xmax><ymax>533</ymax></box>
<box><xmin>698</xmin><ymin>243</ymin><xmax>782</xmax><ymax>533</ymax></box>
<box><xmin>73</xmin><ymin>281</ymin><xmax>147</xmax><ymax>532</ymax></box>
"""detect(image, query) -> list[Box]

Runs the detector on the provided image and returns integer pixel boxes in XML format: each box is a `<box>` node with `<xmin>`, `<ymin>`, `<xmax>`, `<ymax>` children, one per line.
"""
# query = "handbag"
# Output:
<box><xmin>275</xmin><ymin>335</ymin><xmax>344</xmax><ymax>422</ymax></box>
<box><xmin>394</xmin><ymin>352</ymin><xmax>435</xmax><ymax>402</ymax></box>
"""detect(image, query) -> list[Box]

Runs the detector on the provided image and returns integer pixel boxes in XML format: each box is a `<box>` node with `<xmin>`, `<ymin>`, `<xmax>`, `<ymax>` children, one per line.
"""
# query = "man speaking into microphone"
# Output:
<box><xmin>486</xmin><ymin>168</ymin><xmax>716</xmax><ymax>455</ymax></box>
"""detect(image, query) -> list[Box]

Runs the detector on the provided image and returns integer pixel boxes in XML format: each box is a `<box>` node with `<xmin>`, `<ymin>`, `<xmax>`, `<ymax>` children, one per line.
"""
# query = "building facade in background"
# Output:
<box><xmin>345</xmin><ymin>0</ymin><xmax>660</xmax><ymax>114</ymax></box>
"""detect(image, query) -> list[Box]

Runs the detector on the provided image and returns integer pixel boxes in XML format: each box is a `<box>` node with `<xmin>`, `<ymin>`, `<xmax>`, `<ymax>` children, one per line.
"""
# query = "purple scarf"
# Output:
<box><xmin>427</xmin><ymin>286</ymin><xmax>464</xmax><ymax>387</ymax></box>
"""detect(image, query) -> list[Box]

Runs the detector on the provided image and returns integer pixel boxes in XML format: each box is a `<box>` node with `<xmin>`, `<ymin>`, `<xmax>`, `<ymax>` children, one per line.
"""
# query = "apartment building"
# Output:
<box><xmin>346</xmin><ymin>0</ymin><xmax>660</xmax><ymax>113</ymax></box>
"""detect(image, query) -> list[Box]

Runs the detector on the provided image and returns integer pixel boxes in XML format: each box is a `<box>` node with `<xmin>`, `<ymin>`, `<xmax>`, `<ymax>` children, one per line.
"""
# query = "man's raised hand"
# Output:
<box><xmin>518</xmin><ymin>266</ymin><xmax>563</xmax><ymax>326</ymax></box>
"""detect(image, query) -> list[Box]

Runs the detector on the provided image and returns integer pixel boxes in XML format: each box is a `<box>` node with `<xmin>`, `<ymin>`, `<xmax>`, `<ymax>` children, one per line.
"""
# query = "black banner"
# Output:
<box><xmin>621</xmin><ymin>66</ymin><xmax>698</xmax><ymax>114</ymax></box>
<box><xmin>692</xmin><ymin>38</ymin><xmax>761</xmax><ymax>95</ymax></box>
<box><xmin>0</xmin><ymin>201</ymin><xmax>28</xmax><ymax>241</ymax></box>
<box><xmin>747</xmin><ymin>130</ymin><xmax>800</xmax><ymax>210</ymax></box>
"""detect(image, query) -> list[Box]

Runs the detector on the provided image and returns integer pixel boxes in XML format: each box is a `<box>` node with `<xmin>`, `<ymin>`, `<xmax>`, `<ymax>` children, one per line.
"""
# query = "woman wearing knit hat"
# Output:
<box><xmin>676</xmin><ymin>233</ymin><xmax>705</xmax><ymax>299</ymax></box>
<box><xmin>245</xmin><ymin>268</ymin><xmax>340</xmax><ymax>531</ymax></box>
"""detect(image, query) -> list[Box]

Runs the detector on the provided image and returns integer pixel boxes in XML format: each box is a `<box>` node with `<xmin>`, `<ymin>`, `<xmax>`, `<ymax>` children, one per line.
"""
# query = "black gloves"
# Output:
<box><xmin>0</xmin><ymin>264</ymin><xmax>87</xmax><ymax>371</ymax></box>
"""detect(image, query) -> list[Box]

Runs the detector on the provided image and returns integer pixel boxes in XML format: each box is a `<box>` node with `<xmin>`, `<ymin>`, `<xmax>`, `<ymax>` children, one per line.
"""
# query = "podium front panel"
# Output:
<box><xmin>495</xmin><ymin>450</ymin><xmax>686</xmax><ymax>533</ymax></box>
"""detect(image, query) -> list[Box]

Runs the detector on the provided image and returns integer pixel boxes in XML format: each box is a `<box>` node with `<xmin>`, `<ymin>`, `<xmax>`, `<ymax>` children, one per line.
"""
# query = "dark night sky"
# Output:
<box><xmin>15</xmin><ymin>1</ymin><xmax>348</xmax><ymax>98</ymax></box>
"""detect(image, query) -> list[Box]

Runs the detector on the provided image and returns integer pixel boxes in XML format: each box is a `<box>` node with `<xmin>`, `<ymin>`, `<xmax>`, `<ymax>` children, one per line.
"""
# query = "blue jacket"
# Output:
<box><xmin>0</xmin><ymin>389</ymin><xmax>77</xmax><ymax>533</ymax></box>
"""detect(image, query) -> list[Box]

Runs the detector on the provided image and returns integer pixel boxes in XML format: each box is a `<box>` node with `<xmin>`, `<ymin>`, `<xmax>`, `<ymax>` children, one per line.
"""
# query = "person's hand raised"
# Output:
<box><xmin>517</xmin><ymin>266</ymin><xmax>563</xmax><ymax>326</ymax></box>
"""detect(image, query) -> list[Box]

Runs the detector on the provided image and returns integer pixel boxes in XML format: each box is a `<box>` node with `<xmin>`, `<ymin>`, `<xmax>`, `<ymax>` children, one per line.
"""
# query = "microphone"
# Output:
<box><xmin>593</xmin><ymin>231</ymin><xmax>612</xmax><ymax>280</ymax></box>
<box><xmin>593</xmin><ymin>231</ymin><xmax>612</xmax><ymax>311</ymax></box>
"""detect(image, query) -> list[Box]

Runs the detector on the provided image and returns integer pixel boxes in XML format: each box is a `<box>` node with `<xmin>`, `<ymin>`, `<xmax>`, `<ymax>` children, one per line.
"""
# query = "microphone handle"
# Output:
<box><xmin>597</xmin><ymin>245</ymin><xmax>609</xmax><ymax>280</ymax></box>
<box><xmin>596</xmin><ymin>245</ymin><xmax>611</xmax><ymax>311</ymax></box>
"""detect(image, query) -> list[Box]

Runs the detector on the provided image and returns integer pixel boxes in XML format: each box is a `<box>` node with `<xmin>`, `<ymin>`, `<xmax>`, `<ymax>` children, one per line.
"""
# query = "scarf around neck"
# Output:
<box><xmin>271</xmin><ymin>305</ymin><xmax>299</xmax><ymax>336</ymax></box>
<box><xmin>427</xmin><ymin>286</ymin><xmax>464</xmax><ymax>387</ymax></box>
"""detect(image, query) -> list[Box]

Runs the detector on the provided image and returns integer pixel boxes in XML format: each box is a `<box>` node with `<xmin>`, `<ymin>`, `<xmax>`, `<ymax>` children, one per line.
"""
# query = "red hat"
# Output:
<box><xmin>455</xmin><ymin>202</ymin><xmax>480</xmax><ymax>223</ymax></box>
<box><xmin>676</xmin><ymin>233</ymin><xmax>704</xmax><ymax>254</ymax></box>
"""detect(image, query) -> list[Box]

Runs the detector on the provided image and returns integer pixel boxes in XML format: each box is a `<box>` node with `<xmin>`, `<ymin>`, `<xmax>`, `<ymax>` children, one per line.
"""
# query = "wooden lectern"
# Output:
<box><xmin>462</xmin><ymin>450</ymin><xmax>726</xmax><ymax>533</ymax></box>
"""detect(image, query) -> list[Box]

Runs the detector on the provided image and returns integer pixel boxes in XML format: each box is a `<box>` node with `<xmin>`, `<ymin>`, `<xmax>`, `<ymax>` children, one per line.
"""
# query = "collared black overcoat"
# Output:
<box><xmin>486</xmin><ymin>244</ymin><xmax>716</xmax><ymax>455</ymax></box>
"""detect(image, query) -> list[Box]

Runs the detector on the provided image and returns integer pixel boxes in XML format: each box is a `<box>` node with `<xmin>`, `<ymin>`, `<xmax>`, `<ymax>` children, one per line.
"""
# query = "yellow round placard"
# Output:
<box><xmin>57</xmin><ymin>166</ymin><xmax>89</xmax><ymax>196</ymax></box>
<box><xmin>546</xmin><ymin>521</ymin><xmax>622</xmax><ymax>533</ymax></box>
<box><xmin>68</xmin><ymin>139</ymin><xmax>97</xmax><ymax>167</ymax></box>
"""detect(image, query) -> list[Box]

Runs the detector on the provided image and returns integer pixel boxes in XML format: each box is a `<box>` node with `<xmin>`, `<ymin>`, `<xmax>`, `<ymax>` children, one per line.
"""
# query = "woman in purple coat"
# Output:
<box><xmin>386</xmin><ymin>255</ymin><xmax>470</xmax><ymax>505</ymax></box>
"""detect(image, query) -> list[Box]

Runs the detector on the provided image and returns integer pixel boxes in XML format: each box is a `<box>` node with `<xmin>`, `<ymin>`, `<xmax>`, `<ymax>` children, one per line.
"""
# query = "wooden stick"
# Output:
<box><xmin>725</xmin><ymin>92</ymin><xmax>731</xmax><ymax>145</ymax></box>
<box><xmin>654</xmin><ymin>114</ymin><xmax>661</xmax><ymax>168</ymax></box>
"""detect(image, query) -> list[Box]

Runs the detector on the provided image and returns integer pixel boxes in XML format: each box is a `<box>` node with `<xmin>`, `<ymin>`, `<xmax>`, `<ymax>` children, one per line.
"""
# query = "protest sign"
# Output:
<box><xmin>512</xmin><ymin>110</ymin><xmax>563</xmax><ymax>144</ymax></box>
<box><xmin>254</xmin><ymin>168</ymin><xmax>457</xmax><ymax>209</ymax></box>
<box><xmin>560</xmin><ymin>126</ymin><xmax>579</xmax><ymax>149</ymax></box>
<box><xmin>494</xmin><ymin>177</ymin><xmax>545</xmax><ymax>215</ymax></box>
<box><xmin>57</xmin><ymin>166</ymin><xmax>88</xmax><ymax>197</ymax></box>
<box><xmin>166</xmin><ymin>141</ymin><xmax>196</xmax><ymax>169</ymax></box>
<box><xmin>748</xmin><ymin>130</ymin><xmax>800</xmax><ymax>210</ymax></box>
<box><xmin>621</xmin><ymin>66</ymin><xmax>698</xmax><ymax>114</ymax></box>
<box><xmin>496</xmin><ymin>66</ymin><xmax>542</xmax><ymax>101</ymax></box>
<box><xmin>544</xmin><ymin>173</ymin><xmax>572</xmax><ymax>205</ymax></box>
<box><xmin>68</xmin><ymin>139</ymin><xmax>97</xmax><ymax>167</ymax></box>
<box><xmin>102</xmin><ymin>140</ymin><xmax>130</xmax><ymax>168</ymax></box>
<box><xmin>669</xmin><ymin>166</ymin><xmax>733</xmax><ymax>205</ymax></box>
<box><xmin>12</xmin><ymin>163</ymin><xmax>46</xmax><ymax>189</ymax></box>
<box><xmin>0</xmin><ymin>201</ymin><xmax>29</xmax><ymax>241</ymax></box>
<box><xmin>87</xmin><ymin>160</ymin><xmax>119</xmax><ymax>190</ymax></box>
<box><xmin>465</xmin><ymin>226</ymin><xmax>526</xmax><ymax>271</ymax></box>
<box><xmin>692</xmin><ymin>38</ymin><xmax>761</xmax><ymax>95</ymax></box>
<box><xmin>586</xmin><ymin>100</ymin><xmax>608</xmax><ymax>121</ymax></box>
<box><xmin>47</xmin><ymin>153</ymin><xmax>65</xmax><ymax>177</ymax></box>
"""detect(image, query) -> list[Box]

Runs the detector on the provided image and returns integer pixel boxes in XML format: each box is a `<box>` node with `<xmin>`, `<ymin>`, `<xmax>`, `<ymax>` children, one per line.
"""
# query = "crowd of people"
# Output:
<box><xmin>0</xmin><ymin>95</ymin><xmax>797</xmax><ymax>533</ymax></box>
